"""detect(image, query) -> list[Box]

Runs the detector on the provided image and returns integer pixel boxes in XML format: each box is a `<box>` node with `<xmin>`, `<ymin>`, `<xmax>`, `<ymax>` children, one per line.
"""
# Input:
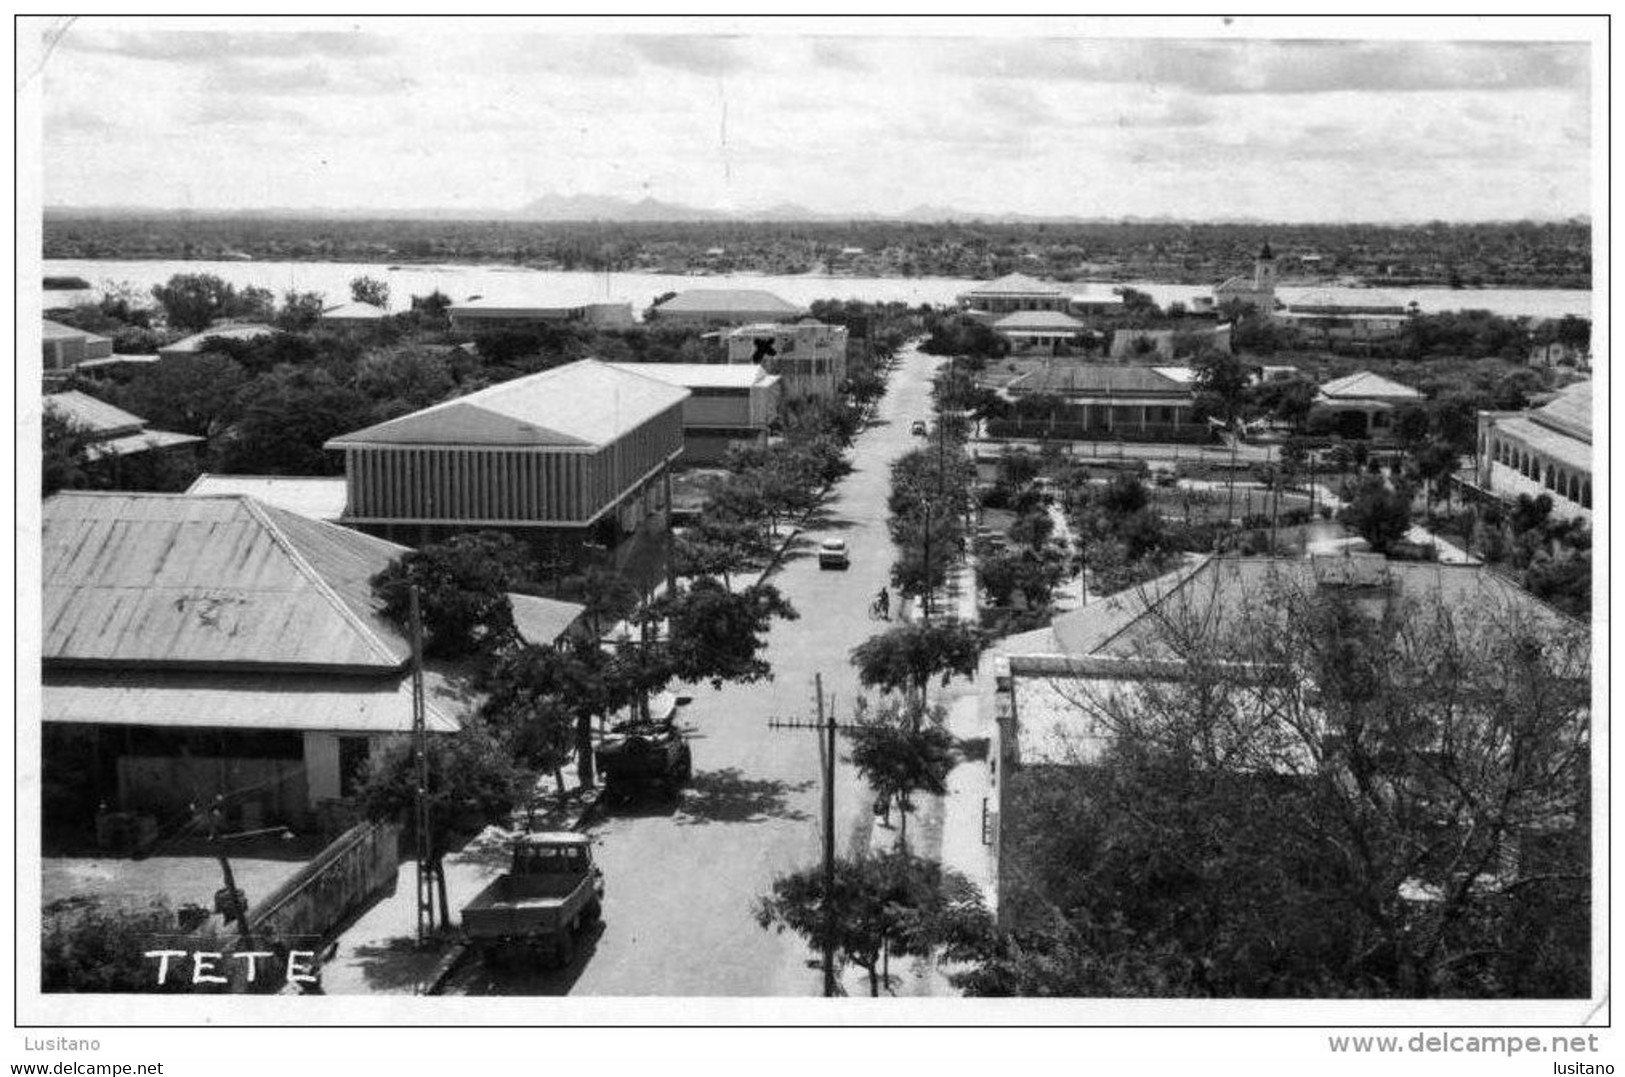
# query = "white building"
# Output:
<box><xmin>723</xmin><ymin>321</ymin><xmax>849</xmax><ymax>401</ymax></box>
<box><xmin>1476</xmin><ymin>381</ymin><xmax>1592</xmax><ymax>522</ymax></box>
<box><xmin>606</xmin><ymin>362</ymin><xmax>782</xmax><ymax>463</ymax></box>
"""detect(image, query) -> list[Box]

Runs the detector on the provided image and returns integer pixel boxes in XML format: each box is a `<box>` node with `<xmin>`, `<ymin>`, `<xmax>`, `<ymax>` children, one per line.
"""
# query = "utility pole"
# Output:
<box><xmin>409</xmin><ymin>586</ymin><xmax>435</xmax><ymax>945</ymax></box>
<box><xmin>767</xmin><ymin>673</ymin><xmax>849</xmax><ymax>998</ymax></box>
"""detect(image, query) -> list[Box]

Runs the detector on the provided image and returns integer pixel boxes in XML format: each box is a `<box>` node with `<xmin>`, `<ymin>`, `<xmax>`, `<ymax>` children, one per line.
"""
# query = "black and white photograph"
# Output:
<box><xmin>13</xmin><ymin>12</ymin><xmax>1607</xmax><ymax>1068</ymax></box>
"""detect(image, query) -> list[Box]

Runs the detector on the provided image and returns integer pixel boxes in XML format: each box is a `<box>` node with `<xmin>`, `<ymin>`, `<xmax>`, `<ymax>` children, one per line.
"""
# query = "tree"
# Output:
<box><xmin>97</xmin><ymin>352</ymin><xmax>249</xmax><ymax>438</ymax></box>
<box><xmin>646</xmin><ymin>578</ymin><xmax>798</xmax><ymax>689</ymax></box>
<box><xmin>275</xmin><ymin>290</ymin><xmax>327</xmax><ymax>332</ymax></box>
<box><xmin>973</xmin><ymin>574</ymin><xmax>1590</xmax><ymax>998</ymax></box>
<box><xmin>850</xmin><ymin>620</ymin><xmax>986</xmax><ymax>712</ymax></box>
<box><xmin>355</xmin><ymin>346</ymin><xmax>455</xmax><ymax>411</ymax></box>
<box><xmin>478</xmin><ymin>643</ymin><xmax>581</xmax><ymax>790</ymax></box>
<box><xmin>42</xmin><ymin>409</ymin><xmax>96</xmax><ymax>496</ymax></box>
<box><xmin>356</xmin><ymin>723</ymin><xmax>533</xmax><ymax>926</ymax></box>
<box><xmin>350</xmin><ymin>276</ymin><xmax>390</xmax><ymax>308</ymax></box>
<box><xmin>844</xmin><ymin>698</ymin><xmax>958</xmax><ymax>843</ymax></box>
<box><xmin>213</xmin><ymin>365</ymin><xmax>374</xmax><ymax>476</ymax></box>
<box><xmin>150</xmin><ymin>273</ymin><xmax>246</xmax><ymax>333</ymax></box>
<box><xmin>1339</xmin><ymin>474</ymin><xmax>1415</xmax><ymax>554</ymax></box>
<box><xmin>1189</xmin><ymin>348</ymin><xmax>1251</xmax><ymax>428</ymax></box>
<box><xmin>371</xmin><ymin>531</ymin><xmax>534</xmax><ymax>659</ymax></box>
<box><xmin>755</xmin><ymin>850</ymin><xmax>991</xmax><ymax>996</ymax></box>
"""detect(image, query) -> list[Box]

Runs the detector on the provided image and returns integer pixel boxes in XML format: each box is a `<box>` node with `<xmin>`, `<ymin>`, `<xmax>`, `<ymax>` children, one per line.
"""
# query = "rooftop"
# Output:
<box><xmin>1317</xmin><ymin>371</ymin><xmax>1424</xmax><ymax>402</ymax></box>
<box><xmin>654</xmin><ymin>289</ymin><xmax>804</xmax><ymax>316</ymax></box>
<box><xmin>320</xmin><ymin>301</ymin><xmax>388</xmax><ymax>320</ymax></box>
<box><xmin>1530</xmin><ymin>380</ymin><xmax>1592</xmax><ymax>442</ymax></box>
<box><xmin>604</xmin><ymin>362</ymin><xmax>778</xmax><ymax>389</ymax></box>
<box><xmin>993</xmin><ymin>310</ymin><xmax>1087</xmax><ymax>332</ymax></box>
<box><xmin>185</xmin><ymin>474</ymin><xmax>349</xmax><ymax>521</ymax></box>
<box><xmin>159</xmin><ymin>323</ymin><xmax>279</xmax><ymax>354</ymax></box>
<box><xmin>43</xmin><ymin>318</ymin><xmax>112</xmax><ymax>344</ymax></box>
<box><xmin>510</xmin><ymin>593</ymin><xmax>588</xmax><ymax>646</ymax></box>
<box><xmin>1006</xmin><ymin>363</ymin><xmax>1194</xmax><ymax>398</ymax></box>
<box><xmin>325</xmin><ymin>358</ymin><xmax>689</xmax><ymax>450</ymax></box>
<box><xmin>43</xmin><ymin>492</ymin><xmax>416</xmax><ymax>672</ymax></box>
<box><xmin>44</xmin><ymin>391</ymin><xmax>146</xmax><ymax>438</ymax></box>
<box><xmin>960</xmin><ymin>272</ymin><xmax>1066</xmax><ymax>297</ymax></box>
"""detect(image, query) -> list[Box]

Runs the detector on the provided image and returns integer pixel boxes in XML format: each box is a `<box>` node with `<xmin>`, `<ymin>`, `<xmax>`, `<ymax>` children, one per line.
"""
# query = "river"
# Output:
<box><xmin>41</xmin><ymin>258</ymin><xmax>1592</xmax><ymax>321</ymax></box>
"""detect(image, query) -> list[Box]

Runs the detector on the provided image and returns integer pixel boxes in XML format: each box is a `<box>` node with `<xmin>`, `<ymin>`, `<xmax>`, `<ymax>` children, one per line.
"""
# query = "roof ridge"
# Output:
<box><xmin>1089</xmin><ymin>554</ymin><xmax>1215</xmax><ymax>655</ymax></box>
<box><xmin>239</xmin><ymin>497</ymin><xmax>406</xmax><ymax>668</ymax></box>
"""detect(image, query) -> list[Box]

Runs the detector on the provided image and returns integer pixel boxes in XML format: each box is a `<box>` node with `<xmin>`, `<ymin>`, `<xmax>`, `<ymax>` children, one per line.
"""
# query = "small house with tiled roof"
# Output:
<box><xmin>1310</xmin><ymin>370</ymin><xmax>1424</xmax><ymax>440</ymax></box>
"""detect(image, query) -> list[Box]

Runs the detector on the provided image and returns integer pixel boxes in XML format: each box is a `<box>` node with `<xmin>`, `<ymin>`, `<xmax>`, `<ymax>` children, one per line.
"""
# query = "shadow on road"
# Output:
<box><xmin>345</xmin><ymin>933</ymin><xmax>452</xmax><ymax>994</ymax></box>
<box><xmin>675</xmin><ymin>768</ymin><xmax>812</xmax><ymax>826</ymax></box>
<box><xmin>453</xmin><ymin>921</ymin><xmax>607</xmax><ymax>996</ymax></box>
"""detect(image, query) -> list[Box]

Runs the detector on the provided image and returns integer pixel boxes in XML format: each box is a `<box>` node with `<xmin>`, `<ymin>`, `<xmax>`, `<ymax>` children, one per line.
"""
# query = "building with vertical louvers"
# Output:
<box><xmin>324</xmin><ymin>359</ymin><xmax>688</xmax><ymax>566</ymax></box>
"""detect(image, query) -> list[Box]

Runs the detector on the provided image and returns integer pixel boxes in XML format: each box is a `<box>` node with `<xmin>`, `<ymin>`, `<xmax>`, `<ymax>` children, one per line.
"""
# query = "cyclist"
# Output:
<box><xmin>873</xmin><ymin>588</ymin><xmax>890</xmax><ymax>621</ymax></box>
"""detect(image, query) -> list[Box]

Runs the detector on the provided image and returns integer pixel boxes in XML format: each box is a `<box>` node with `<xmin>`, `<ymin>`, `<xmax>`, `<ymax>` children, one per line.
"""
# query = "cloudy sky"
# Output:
<box><xmin>34</xmin><ymin>17</ymin><xmax>1596</xmax><ymax>222</ymax></box>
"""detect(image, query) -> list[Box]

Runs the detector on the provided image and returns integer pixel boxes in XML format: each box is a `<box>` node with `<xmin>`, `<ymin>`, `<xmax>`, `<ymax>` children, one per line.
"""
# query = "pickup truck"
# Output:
<box><xmin>461</xmin><ymin>832</ymin><xmax>603</xmax><ymax>968</ymax></box>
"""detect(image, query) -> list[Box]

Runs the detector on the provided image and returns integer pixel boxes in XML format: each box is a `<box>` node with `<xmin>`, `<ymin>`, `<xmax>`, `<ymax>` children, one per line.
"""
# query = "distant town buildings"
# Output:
<box><xmin>651</xmin><ymin>289</ymin><xmax>805</xmax><ymax>328</ymax></box>
<box><xmin>1475</xmin><ymin>380</ymin><xmax>1592</xmax><ymax>522</ymax></box>
<box><xmin>324</xmin><ymin>358</ymin><xmax>688</xmax><ymax>568</ymax></box>
<box><xmin>722</xmin><ymin>321</ymin><xmax>849</xmax><ymax>400</ymax></box>
<box><xmin>1277</xmin><ymin>289</ymin><xmax>1410</xmax><ymax>349</ymax></box>
<box><xmin>446</xmin><ymin>297</ymin><xmax>635</xmax><ymax>332</ymax></box>
<box><xmin>606</xmin><ymin>362</ymin><xmax>782</xmax><ymax>464</ymax></box>
<box><xmin>957</xmin><ymin>275</ymin><xmax>1126</xmax><ymax>353</ymax></box>
<box><xmin>1309</xmin><ymin>371</ymin><xmax>1425</xmax><ymax>440</ymax></box>
<box><xmin>1198</xmin><ymin>242</ymin><xmax>1278</xmax><ymax>316</ymax></box>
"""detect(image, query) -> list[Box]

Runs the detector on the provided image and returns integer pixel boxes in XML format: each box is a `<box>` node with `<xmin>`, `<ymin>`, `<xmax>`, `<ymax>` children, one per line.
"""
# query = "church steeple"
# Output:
<box><xmin>1254</xmin><ymin>240</ymin><xmax>1277</xmax><ymax>291</ymax></box>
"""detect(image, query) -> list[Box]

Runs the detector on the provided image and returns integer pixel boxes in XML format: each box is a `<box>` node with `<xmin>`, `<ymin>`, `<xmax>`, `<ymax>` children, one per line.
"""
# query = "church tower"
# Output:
<box><xmin>1253</xmin><ymin>240</ymin><xmax>1277</xmax><ymax>293</ymax></box>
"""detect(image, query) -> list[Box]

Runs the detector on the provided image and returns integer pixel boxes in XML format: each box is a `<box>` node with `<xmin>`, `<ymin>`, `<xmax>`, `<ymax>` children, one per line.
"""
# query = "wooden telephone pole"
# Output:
<box><xmin>409</xmin><ymin>586</ymin><xmax>435</xmax><ymax>945</ymax></box>
<box><xmin>767</xmin><ymin>673</ymin><xmax>855</xmax><ymax>997</ymax></box>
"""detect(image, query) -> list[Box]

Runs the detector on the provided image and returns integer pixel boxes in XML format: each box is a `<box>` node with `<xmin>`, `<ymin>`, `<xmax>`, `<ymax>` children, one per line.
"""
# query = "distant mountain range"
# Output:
<box><xmin>41</xmin><ymin>198</ymin><xmax>1591</xmax><ymax>227</ymax></box>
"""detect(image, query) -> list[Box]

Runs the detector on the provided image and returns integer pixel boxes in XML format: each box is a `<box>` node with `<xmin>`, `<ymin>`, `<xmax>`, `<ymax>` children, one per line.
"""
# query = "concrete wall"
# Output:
<box><xmin>247</xmin><ymin>821</ymin><xmax>401</xmax><ymax>949</ymax></box>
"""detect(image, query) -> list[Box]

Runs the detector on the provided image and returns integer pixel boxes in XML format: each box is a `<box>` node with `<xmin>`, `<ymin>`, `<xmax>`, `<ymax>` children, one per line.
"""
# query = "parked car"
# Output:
<box><xmin>818</xmin><ymin>538</ymin><xmax>850</xmax><ymax>569</ymax></box>
<box><xmin>911</xmin><ymin>420</ymin><xmax>928</xmax><ymax>436</ymax></box>
<box><xmin>597</xmin><ymin>693</ymin><xmax>694</xmax><ymax>803</ymax></box>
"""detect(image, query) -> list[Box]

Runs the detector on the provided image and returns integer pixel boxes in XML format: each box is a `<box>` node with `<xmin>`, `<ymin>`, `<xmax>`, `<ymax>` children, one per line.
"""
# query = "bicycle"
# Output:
<box><xmin>869</xmin><ymin>597</ymin><xmax>890</xmax><ymax>621</ymax></box>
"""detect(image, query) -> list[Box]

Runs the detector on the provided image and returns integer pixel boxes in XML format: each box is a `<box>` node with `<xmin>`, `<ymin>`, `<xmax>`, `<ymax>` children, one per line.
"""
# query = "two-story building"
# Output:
<box><xmin>606</xmin><ymin>362</ymin><xmax>781</xmax><ymax>464</ymax></box>
<box><xmin>1002</xmin><ymin>363</ymin><xmax>1204</xmax><ymax>439</ymax></box>
<box><xmin>324</xmin><ymin>359</ymin><xmax>688</xmax><ymax>569</ymax></box>
<box><xmin>722</xmin><ymin>321</ymin><xmax>849</xmax><ymax>401</ymax></box>
<box><xmin>1277</xmin><ymin>290</ymin><xmax>1409</xmax><ymax>350</ymax></box>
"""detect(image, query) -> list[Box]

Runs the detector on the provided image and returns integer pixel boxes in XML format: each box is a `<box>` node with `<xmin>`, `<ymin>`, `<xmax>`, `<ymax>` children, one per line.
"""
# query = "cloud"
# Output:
<box><xmin>189</xmin><ymin>96</ymin><xmax>313</xmax><ymax>129</ymax></box>
<box><xmin>809</xmin><ymin>37</ymin><xmax>871</xmax><ymax>72</ymax></box>
<box><xmin>626</xmin><ymin>34</ymin><xmax>747</xmax><ymax>75</ymax></box>
<box><xmin>963</xmin><ymin>39</ymin><xmax>1587</xmax><ymax>96</ymax></box>
<box><xmin>60</xmin><ymin>29</ymin><xmax>397</xmax><ymax>63</ymax></box>
<box><xmin>974</xmin><ymin>83</ymin><xmax>1057</xmax><ymax>125</ymax></box>
<box><xmin>202</xmin><ymin>56</ymin><xmax>411</xmax><ymax>97</ymax></box>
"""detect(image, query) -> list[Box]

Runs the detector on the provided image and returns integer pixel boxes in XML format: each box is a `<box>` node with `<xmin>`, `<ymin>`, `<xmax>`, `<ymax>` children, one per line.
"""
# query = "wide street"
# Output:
<box><xmin>440</xmin><ymin>344</ymin><xmax>945</xmax><ymax>996</ymax></box>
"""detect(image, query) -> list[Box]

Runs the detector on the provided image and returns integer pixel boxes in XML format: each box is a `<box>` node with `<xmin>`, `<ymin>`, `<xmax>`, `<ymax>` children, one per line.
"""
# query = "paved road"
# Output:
<box><xmin>442</xmin><ymin>345</ymin><xmax>944</xmax><ymax>997</ymax></box>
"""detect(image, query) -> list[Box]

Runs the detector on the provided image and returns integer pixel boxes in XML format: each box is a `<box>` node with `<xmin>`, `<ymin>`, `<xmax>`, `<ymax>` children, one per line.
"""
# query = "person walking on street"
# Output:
<box><xmin>872</xmin><ymin>587</ymin><xmax>890</xmax><ymax>621</ymax></box>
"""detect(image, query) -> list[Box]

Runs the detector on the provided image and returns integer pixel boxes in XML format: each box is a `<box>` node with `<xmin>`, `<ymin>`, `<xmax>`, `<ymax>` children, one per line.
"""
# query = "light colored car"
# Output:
<box><xmin>817</xmin><ymin>538</ymin><xmax>850</xmax><ymax>570</ymax></box>
<box><xmin>911</xmin><ymin>420</ymin><xmax>928</xmax><ymax>436</ymax></box>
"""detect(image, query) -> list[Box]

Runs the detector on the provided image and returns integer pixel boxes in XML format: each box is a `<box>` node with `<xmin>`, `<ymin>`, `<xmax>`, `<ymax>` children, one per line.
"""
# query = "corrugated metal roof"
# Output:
<box><xmin>44</xmin><ymin>391</ymin><xmax>147</xmax><ymax>436</ymax></box>
<box><xmin>186</xmin><ymin>474</ymin><xmax>349</xmax><ymax>520</ymax></box>
<box><xmin>960</xmin><ymin>273</ymin><xmax>1064</xmax><ymax>297</ymax></box>
<box><xmin>44</xmin><ymin>669</ymin><xmax>459</xmax><ymax>734</ymax></box>
<box><xmin>43</xmin><ymin>319</ymin><xmax>112</xmax><ymax>344</ymax></box>
<box><xmin>320</xmin><ymin>301</ymin><xmax>388</xmax><ymax>320</ymax></box>
<box><xmin>1007</xmin><ymin>364</ymin><xmax>1193</xmax><ymax>398</ymax></box>
<box><xmin>325</xmin><ymin>358</ymin><xmax>690</xmax><ymax>449</ymax></box>
<box><xmin>1532</xmin><ymin>381</ymin><xmax>1591</xmax><ymax>441</ymax></box>
<box><xmin>655</xmin><ymin>289</ymin><xmax>804</xmax><ymax>316</ymax></box>
<box><xmin>605</xmin><ymin>362</ymin><xmax>775</xmax><ymax>389</ymax></box>
<box><xmin>43</xmin><ymin>492</ymin><xmax>413</xmax><ymax>671</ymax></box>
<box><xmin>994</xmin><ymin>310</ymin><xmax>1086</xmax><ymax>331</ymax></box>
<box><xmin>1493</xmin><ymin>415</ymin><xmax>1591</xmax><ymax>472</ymax></box>
<box><xmin>88</xmin><ymin>429</ymin><xmax>204</xmax><ymax>459</ymax></box>
<box><xmin>1317</xmin><ymin>371</ymin><xmax>1422</xmax><ymax>401</ymax></box>
<box><xmin>510</xmin><ymin>594</ymin><xmax>587</xmax><ymax>645</ymax></box>
<box><xmin>158</xmin><ymin>323</ymin><xmax>279</xmax><ymax>355</ymax></box>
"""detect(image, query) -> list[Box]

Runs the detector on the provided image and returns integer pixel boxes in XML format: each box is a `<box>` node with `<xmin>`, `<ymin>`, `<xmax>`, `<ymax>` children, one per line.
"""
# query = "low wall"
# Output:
<box><xmin>247</xmin><ymin>820</ymin><xmax>400</xmax><ymax>946</ymax></box>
